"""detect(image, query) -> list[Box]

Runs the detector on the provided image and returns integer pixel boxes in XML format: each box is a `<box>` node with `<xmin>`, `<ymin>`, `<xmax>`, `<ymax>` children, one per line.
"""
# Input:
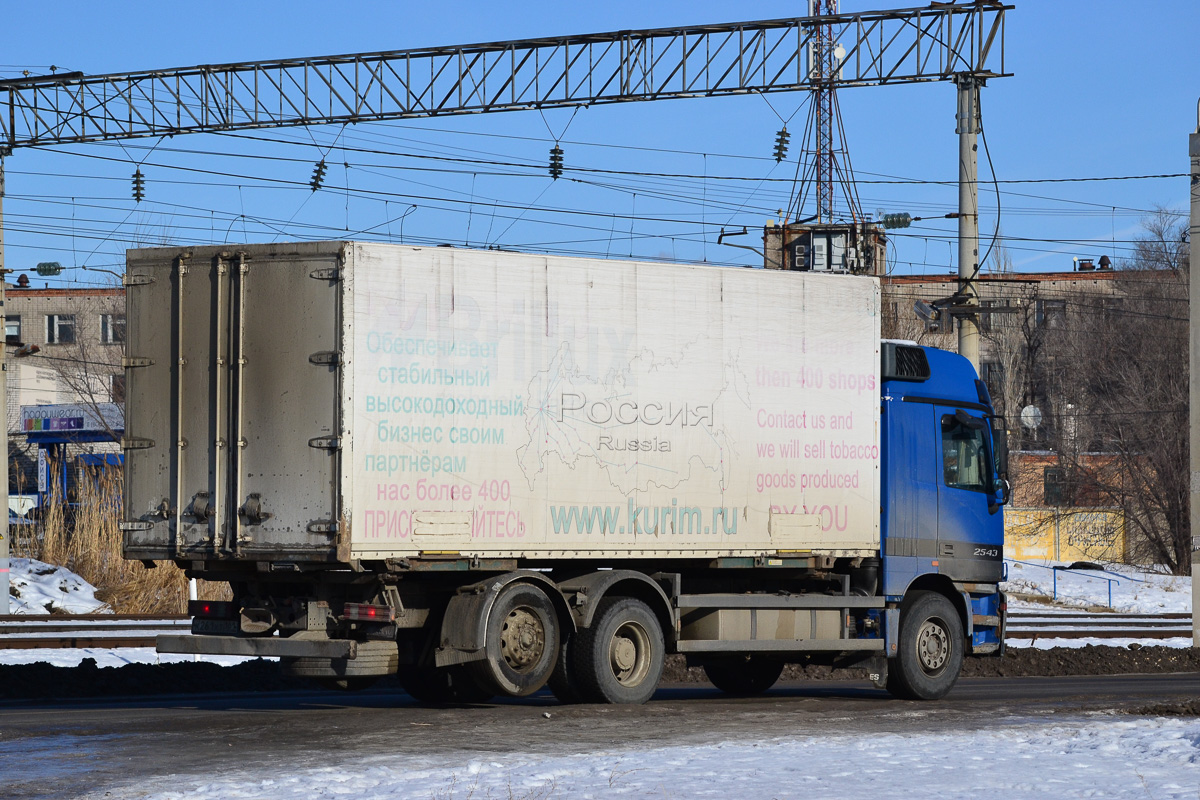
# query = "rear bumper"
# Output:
<box><xmin>156</xmin><ymin>634</ymin><xmax>355</xmax><ymax>659</ymax></box>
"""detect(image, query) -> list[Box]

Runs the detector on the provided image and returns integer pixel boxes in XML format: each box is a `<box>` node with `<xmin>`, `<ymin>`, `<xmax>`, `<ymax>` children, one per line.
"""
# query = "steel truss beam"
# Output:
<box><xmin>0</xmin><ymin>3</ymin><xmax>1008</xmax><ymax>149</ymax></box>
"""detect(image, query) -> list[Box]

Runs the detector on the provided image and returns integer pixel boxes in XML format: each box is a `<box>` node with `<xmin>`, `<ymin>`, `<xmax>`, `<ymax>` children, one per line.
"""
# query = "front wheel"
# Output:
<box><xmin>887</xmin><ymin>591</ymin><xmax>964</xmax><ymax>701</ymax></box>
<box><xmin>572</xmin><ymin>597</ymin><xmax>664</xmax><ymax>705</ymax></box>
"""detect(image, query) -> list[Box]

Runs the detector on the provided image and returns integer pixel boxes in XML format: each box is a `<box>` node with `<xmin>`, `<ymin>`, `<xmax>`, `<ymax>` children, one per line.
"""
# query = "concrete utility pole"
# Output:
<box><xmin>0</xmin><ymin>152</ymin><xmax>8</xmax><ymax>615</ymax></box>
<box><xmin>955</xmin><ymin>75</ymin><xmax>983</xmax><ymax>372</ymax></box>
<box><xmin>1189</xmin><ymin>99</ymin><xmax>1199</xmax><ymax>646</ymax></box>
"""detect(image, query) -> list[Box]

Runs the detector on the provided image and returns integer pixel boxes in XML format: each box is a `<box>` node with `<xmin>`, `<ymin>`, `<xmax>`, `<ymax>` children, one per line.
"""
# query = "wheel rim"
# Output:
<box><xmin>915</xmin><ymin>616</ymin><xmax>951</xmax><ymax>675</ymax></box>
<box><xmin>500</xmin><ymin>606</ymin><xmax>546</xmax><ymax>673</ymax></box>
<box><xmin>608</xmin><ymin>620</ymin><xmax>652</xmax><ymax>687</ymax></box>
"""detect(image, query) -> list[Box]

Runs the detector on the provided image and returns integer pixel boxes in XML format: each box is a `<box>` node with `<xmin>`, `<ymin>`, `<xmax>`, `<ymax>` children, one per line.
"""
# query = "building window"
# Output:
<box><xmin>980</xmin><ymin>361</ymin><xmax>1004</xmax><ymax>399</ymax></box>
<box><xmin>1043</xmin><ymin>466</ymin><xmax>1067</xmax><ymax>506</ymax></box>
<box><xmin>980</xmin><ymin>300</ymin><xmax>994</xmax><ymax>333</ymax></box>
<box><xmin>110</xmin><ymin>374</ymin><xmax>126</xmax><ymax>403</ymax></box>
<box><xmin>101</xmin><ymin>314</ymin><xmax>126</xmax><ymax>344</ymax></box>
<box><xmin>4</xmin><ymin>315</ymin><xmax>20</xmax><ymax>345</ymax></box>
<box><xmin>1036</xmin><ymin>299</ymin><xmax>1066</xmax><ymax>329</ymax></box>
<box><xmin>46</xmin><ymin>314</ymin><xmax>76</xmax><ymax>344</ymax></box>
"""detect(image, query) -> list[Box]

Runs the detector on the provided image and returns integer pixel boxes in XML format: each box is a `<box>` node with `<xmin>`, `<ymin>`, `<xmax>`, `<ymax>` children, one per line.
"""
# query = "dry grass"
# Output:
<box><xmin>13</xmin><ymin>463</ymin><xmax>230</xmax><ymax>613</ymax></box>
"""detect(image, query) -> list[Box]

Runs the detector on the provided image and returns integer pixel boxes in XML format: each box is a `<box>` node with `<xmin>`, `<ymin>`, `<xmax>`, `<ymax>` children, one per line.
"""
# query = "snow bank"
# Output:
<box><xmin>92</xmin><ymin>717</ymin><xmax>1200</xmax><ymax>799</ymax></box>
<box><xmin>1004</xmin><ymin>559</ymin><xmax>1191</xmax><ymax>613</ymax></box>
<box><xmin>6</xmin><ymin>558</ymin><xmax>108</xmax><ymax>615</ymax></box>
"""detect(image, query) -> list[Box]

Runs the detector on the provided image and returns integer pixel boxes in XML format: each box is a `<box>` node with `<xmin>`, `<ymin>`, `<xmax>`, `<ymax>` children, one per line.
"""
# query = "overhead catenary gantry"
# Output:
<box><xmin>0</xmin><ymin>3</ymin><xmax>1007</xmax><ymax>146</ymax></box>
<box><xmin>0</xmin><ymin>1</ymin><xmax>1011</xmax><ymax>613</ymax></box>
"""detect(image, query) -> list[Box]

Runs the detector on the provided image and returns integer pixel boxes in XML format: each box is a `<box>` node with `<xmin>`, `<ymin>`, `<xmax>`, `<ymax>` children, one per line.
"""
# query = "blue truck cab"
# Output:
<box><xmin>877</xmin><ymin>342</ymin><xmax>1007</xmax><ymax>696</ymax></box>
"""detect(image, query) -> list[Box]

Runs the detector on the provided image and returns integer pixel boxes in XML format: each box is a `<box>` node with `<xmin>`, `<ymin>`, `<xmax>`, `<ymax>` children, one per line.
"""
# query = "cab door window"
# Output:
<box><xmin>941</xmin><ymin>414</ymin><xmax>990</xmax><ymax>493</ymax></box>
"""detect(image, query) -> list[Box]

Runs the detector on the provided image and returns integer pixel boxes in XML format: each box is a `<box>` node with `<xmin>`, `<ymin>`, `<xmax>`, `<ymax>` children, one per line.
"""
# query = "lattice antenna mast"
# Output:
<box><xmin>802</xmin><ymin>0</ymin><xmax>864</xmax><ymax>225</ymax></box>
<box><xmin>813</xmin><ymin>0</ymin><xmax>837</xmax><ymax>223</ymax></box>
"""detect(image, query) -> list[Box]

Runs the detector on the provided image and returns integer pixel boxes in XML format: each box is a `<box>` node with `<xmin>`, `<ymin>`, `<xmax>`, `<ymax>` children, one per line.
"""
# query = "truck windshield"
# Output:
<box><xmin>941</xmin><ymin>418</ymin><xmax>989</xmax><ymax>493</ymax></box>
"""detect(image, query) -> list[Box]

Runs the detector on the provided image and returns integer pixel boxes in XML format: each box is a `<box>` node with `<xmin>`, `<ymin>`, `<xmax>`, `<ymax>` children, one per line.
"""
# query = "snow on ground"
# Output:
<box><xmin>6</xmin><ymin>558</ymin><xmax>109</xmax><ymax>615</ymax></box>
<box><xmin>1003</xmin><ymin>559</ymin><xmax>1191</xmax><ymax>613</ymax></box>
<box><xmin>86</xmin><ymin>716</ymin><xmax>1200</xmax><ymax>800</ymax></box>
<box><xmin>1006</xmin><ymin>636</ymin><xmax>1194</xmax><ymax>649</ymax></box>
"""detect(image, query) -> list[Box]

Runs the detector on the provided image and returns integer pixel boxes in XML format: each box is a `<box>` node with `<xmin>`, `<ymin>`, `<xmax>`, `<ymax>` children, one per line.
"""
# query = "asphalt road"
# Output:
<box><xmin>2</xmin><ymin>673</ymin><xmax>1198</xmax><ymax>800</ymax></box>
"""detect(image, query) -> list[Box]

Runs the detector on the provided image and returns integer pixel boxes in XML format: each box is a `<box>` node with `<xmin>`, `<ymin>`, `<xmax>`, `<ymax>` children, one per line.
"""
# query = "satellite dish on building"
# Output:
<box><xmin>1020</xmin><ymin>405</ymin><xmax>1043</xmax><ymax>430</ymax></box>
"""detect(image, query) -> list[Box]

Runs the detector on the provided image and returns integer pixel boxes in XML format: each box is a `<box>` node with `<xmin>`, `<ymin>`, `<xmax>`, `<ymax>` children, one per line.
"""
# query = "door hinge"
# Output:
<box><xmin>122</xmin><ymin>436</ymin><xmax>155</xmax><ymax>450</ymax></box>
<box><xmin>119</xmin><ymin>520</ymin><xmax>155</xmax><ymax>532</ymax></box>
<box><xmin>123</xmin><ymin>356</ymin><xmax>154</xmax><ymax>368</ymax></box>
<box><xmin>310</xmin><ymin>267</ymin><xmax>340</xmax><ymax>281</ymax></box>
<box><xmin>308</xmin><ymin>520</ymin><xmax>339</xmax><ymax>534</ymax></box>
<box><xmin>124</xmin><ymin>274</ymin><xmax>155</xmax><ymax>287</ymax></box>
<box><xmin>309</xmin><ymin>351</ymin><xmax>341</xmax><ymax>366</ymax></box>
<box><xmin>308</xmin><ymin>436</ymin><xmax>341</xmax><ymax>450</ymax></box>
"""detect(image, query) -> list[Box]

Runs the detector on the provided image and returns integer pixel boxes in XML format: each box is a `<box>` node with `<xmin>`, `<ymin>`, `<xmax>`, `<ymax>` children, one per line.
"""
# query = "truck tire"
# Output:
<box><xmin>703</xmin><ymin>656</ymin><xmax>785</xmax><ymax>696</ymax></box>
<box><xmin>887</xmin><ymin>591</ymin><xmax>964</xmax><ymax>701</ymax></box>
<box><xmin>547</xmin><ymin>636</ymin><xmax>585</xmax><ymax>704</ymax></box>
<box><xmin>467</xmin><ymin>582</ymin><xmax>560</xmax><ymax>697</ymax></box>
<box><xmin>398</xmin><ymin>665</ymin><xmax>493</xmax><ymax>704</ymax></box>
<box><xmin>572</xmin><ymin>597</ymin><xmax>664</xmax><ymax>705</ymax></box>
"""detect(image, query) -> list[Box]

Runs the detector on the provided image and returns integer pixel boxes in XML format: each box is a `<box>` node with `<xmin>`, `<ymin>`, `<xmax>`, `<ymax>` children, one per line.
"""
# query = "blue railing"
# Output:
<box><xmin>1005</xmin><ymin>558</ymin><xmax>1144</xmax><ymax>609</ymax></box>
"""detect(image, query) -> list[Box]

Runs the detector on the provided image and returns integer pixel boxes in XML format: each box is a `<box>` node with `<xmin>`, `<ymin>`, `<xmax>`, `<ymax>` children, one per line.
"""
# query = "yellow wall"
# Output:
<box><xmin>1006</xmin><ymin>508</ymin><xmax>1125</xmax><ymax>563</ymax></box>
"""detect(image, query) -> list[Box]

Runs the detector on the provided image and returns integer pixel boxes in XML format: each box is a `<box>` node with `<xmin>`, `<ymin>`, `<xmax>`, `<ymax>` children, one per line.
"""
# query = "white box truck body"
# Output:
<box><xmin>346</xmin><ymin>244</ymin><xmax>880</xmax><ymax>559</ymax></box>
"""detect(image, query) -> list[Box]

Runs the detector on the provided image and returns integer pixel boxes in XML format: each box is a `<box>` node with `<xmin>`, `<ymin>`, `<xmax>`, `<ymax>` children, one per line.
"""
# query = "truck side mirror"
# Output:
<box><xmin>990</xmin><ymin>419</ymin><xmax>1009</xmax><ymax>479</ymax></box>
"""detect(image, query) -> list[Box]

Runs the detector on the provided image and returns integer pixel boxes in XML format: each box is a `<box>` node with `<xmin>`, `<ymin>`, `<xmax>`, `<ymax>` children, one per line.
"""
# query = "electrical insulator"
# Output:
<box><xmin>773</xmin><ymin>127</ymin><xmax>790</xmax><ymax>163</ymax></box>
<box><xmin>548</xmin><ymin>145</ymin><xmax>564</xmax><ymax>179</ymax></box>
<box><xmin>132</xmin><ymin>168</ymin><xmax>145</xmax><ymax>203</ymax></box>
<box><xmin>882</xmin><ymin>212</ymin><xmax>912</xmax><ymax>230</ymax></box>
<box><xmin>310</xmin><ymin>159</ymin><xmax>328</xmax><ymax>191</ymax></box>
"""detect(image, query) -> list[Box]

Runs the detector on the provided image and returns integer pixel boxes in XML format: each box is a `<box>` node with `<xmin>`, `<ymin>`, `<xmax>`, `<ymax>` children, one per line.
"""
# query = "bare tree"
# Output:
<box><xmin>1050</xmin><ymin>211</ymin><xmax>1190</xmax><ymax>573</ymax></box>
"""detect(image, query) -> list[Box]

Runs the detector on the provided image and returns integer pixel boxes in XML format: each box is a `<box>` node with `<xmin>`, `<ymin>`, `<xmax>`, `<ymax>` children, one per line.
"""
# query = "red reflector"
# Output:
<box><xmin>343</xmin><ymin>603</ymin><xmax>394</xmax><ymax>622</ymax></box>
<box><xmin>188</xmin><ymin>600</ymin><xmax>236</xmax><ymax>619</ymax></box>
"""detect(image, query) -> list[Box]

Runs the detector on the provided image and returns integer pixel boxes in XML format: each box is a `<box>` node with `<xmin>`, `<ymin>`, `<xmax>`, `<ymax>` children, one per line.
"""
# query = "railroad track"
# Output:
<box><xmin>0</xmin><ymin>614</ymin><xmax>188</xmax><ymax>649</ymax></box>
<box><xmin>0</xmin><ymin>612</ymin><xmax>1191</xmax><ymax>649</ymax></box>
<box><xmin>1006</xmin><ymin>611</ymin><xmax>1192</xmax><ymax>640</ymax></box>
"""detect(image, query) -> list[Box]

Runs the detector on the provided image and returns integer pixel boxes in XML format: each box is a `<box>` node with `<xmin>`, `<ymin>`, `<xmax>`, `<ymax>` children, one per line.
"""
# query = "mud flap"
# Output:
<box><xmin>883</xmin><ymin>608</ymin><xmax>900</xmax><ymax>658</ymax></box>
<box><xmin>868</xmin><ymin>655</ymin><xmax>888</xmax><ymax>690</ymax></box>
<box><xmin>435</xmin><ymin>571</ymin><xmax>574</xmax><ymax>668</ymax></box>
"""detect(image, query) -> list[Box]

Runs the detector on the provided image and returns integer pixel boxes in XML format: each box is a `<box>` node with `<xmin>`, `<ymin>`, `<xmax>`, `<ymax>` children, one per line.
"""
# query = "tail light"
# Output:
<box><xmin>343</xmin><ymin>603</ymin><xmax>395</xmax><ymax>622</ymax></box>
<box><xmin>189</xmin><ymin>600</ymin><xmax>237</xmax><ymax>619</ymax></box>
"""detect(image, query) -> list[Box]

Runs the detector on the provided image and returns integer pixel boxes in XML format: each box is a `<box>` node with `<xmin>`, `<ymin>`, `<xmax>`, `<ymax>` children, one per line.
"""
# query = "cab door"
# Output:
<box><xmin>934</xmin><ymin>406</ymin><xmax>1004</xmax><ymax>582</ymax></box>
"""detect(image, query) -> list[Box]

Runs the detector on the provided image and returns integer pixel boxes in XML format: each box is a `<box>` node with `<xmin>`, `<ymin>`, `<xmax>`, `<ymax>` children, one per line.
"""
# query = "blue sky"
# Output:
<box><xmin>0</xmin><ymin>0</ymin><xmax>1196</xmax><ymax>286</ymax></box>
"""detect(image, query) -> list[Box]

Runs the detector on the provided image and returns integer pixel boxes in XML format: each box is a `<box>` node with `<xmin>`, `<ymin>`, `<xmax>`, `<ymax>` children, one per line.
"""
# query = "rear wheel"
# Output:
<box><xmin>572</xmin><ymin>597</ymin><xmax>664</xmax><ymax>705</ymax></box>
<box><xmin>887</xmin><ymin>591</ymin><xmax>963</xmax><ymax>701</ymax></box>
<box><xmin>467</xmin><ymin>582</ymin><xmax>559</xmax><ymax>697</ymax></box>
<box><xmin>703</xmin><ymin>656</ymin><xmax>785</xmax><ymax>696</ymax></box>
<box><xmin>398</xmin><ymin>665</ymin><xmax>493</xmax><ymax>704</ymax></box>
<box><xmin>547</xmin><ymin>635</ymin><xmax>585</xmax><ymax>704</ymax></box>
